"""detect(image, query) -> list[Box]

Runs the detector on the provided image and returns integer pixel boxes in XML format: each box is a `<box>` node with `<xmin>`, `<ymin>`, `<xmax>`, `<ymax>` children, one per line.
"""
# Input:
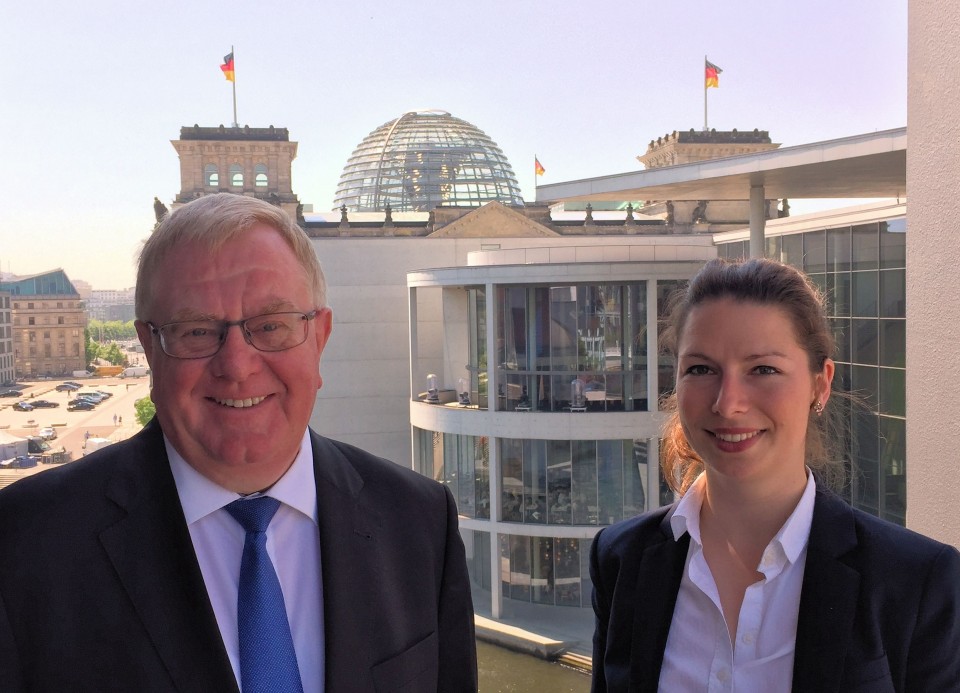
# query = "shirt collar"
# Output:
<box><xmin>670</xmin><ymin>470</ymin><xmax>817</xmax><ymax>565</ymax></box>
<box><xmin>167</xmin><ymin>430</ymin><xmax>318</xmax><ymax>526</ymax></box>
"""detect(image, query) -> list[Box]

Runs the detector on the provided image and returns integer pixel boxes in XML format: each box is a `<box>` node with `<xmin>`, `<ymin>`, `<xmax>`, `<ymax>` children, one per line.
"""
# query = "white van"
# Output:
<box><xmin>83</xmin><ymin>437</ymin><xmax>113</xmax><ymax>454</ymax></box>
<box><xmin>120</xmin><ymin>367</ymin><xmax>149</xmax><ymax>378</ymax></box>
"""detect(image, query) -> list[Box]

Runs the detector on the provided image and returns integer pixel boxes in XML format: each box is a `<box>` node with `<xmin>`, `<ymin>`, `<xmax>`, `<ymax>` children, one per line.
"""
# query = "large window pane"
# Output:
<box><xmin>879</xmin><ymin>320</ymin><xmax>905</xmax><ymax>368</ymax></box>
<box><xmin>781</xmin><ymin>234</ymin><xmax>803</xmax><ymax>269</ymax></box>
<box><xmin>509</xmin><ymin>536</ymin><xmax>530</xmax><ymax>601</ymax></box>
<box><xmin>831</xmin><ymin>318</ymin><xmax>851</xmax><ymax>364</ymax></box>
<box><xmin>531</xmin><ymin>538</ymin><xmax>554</xmax><ymax>605</ymax></box>
<box><xmin>851</xmin><ymin>271</ymin><xmax>878</xmax><ymax>317</ymax></box>
<box><xmin>555</xmin><ymin>539</ymin><xmax>581</xmax><ymax>606</ymax></box>
<box><xmin>457</xmin><ymin>435</ymin><xmax>475</xmax><ymax>517</ymax></box>
<box><xmin>879</xmin><ymin>270</ymin><xmax>905</xmax><ymax>318</ymax></box>
<box><xmin>572</xmin><ymin>440</ymin><xmax>597</xmax><ymax>525</ymax></box>
<box><xmin>852</xmin><ymin>414</ymin><xmax>880</xmax><ymax>515</ymax></box>
<box><xmin>500</xmin><ymin>439</ymin><xmax>523</xmax><ymax>522</ymax></box>
<box><xmin>851</xmin><ymin>319</ymin><xmax>878</xmax><ymax>365</ymax></box>
<box><xmin>475</xmin><ymin>437</ymin><xmax>490</xmax><ymax>519</ymax></box>
<box><xmin>852</xmin><ymin>224</ymin><xmax>879</xmax><ymax>271</ymax></box>
<box><xmin>523</xmin><ymin>440</ymin><xmax>547</xmax><ymax>523</ymax></box>
<box><xmin>879</xmin><ymin>368</ymin><xmax>905</xmax><ymax>418</ymax></box>
<box><xmin>851</xmin><ymin>365</ymin><xmax>879</xmax><ymax>413</ymax></box>
<box><xmin>546</xmin><ymin>440</ymin><xmax>572</xmax><ymax>525</ymax></box>
<box><xmin>597</xmin><ymin>440</ymin><xmax>624</xmax><ymax>525</ymax></box>
<box><xmin>879</xmin><ymin>417</ymin><xmax>906</xmax><ymax>524</ymax></box>
<box><xmin>803</xmin><ymin>230</ymin><xmax>827</xmax><ymax>273</ymax></box>
<box><xmin>827</xmin><ymin>227</ymin><xmax>852</xmax><ymax>272</ymax></box>
<box><xmin>879</xmin><ymin>218</ymin><xmax>906</xmax><ymax>270</ymax></box>
<box><xmin>624</xmin><ymin>440</ymin><xmax>648</xmax><ymax>517</ymax></box>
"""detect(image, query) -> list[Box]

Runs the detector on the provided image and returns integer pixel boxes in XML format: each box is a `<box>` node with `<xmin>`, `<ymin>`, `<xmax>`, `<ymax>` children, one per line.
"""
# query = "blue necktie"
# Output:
<box><xmin>226</xmin><ymin>496</ymin><xmax>304</xmax><ymax>693</ymax></box>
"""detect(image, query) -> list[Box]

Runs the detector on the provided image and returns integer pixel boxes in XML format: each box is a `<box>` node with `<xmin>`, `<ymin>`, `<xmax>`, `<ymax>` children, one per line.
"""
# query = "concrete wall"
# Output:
<box><xmin>906</xmin><ymin>0</ymin><xmax>960</xmax><ymax>546</ymax></box>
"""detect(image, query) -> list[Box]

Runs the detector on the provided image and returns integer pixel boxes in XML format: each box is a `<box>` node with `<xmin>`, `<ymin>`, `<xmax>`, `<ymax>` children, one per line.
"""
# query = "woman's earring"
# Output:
<box><xmin>813</xmin><ymin>400</ymin><xmax>824</xmax><ymax>416</ymax></box>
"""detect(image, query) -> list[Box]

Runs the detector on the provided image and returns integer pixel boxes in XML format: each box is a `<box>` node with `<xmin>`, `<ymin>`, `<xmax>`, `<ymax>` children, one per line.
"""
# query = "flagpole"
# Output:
<box><xmin>231</xmin><ymin>45</ymin><xmax>238</xmax><ymax>127</ymax></box>
<box><xmin>704</xmin><ymin>55</ymin><xmax>708</xmax><ymax>131</ymax></box>
<box><xmin>535</xmin><ymin>154</ymin><xmax>538</xmax><ymax>191</ymax></box>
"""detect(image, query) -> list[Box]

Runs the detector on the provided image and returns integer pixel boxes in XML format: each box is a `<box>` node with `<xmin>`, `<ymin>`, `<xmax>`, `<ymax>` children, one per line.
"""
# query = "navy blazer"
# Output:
<box><xmin>0</xmin><ymin>419</ymin><xmax>478</xmax><ymax>692</ymax></box>
<box><xmin>590</xmin><ymin>488</ymin><xmax>960</xmax><ymax>692</ymax></box>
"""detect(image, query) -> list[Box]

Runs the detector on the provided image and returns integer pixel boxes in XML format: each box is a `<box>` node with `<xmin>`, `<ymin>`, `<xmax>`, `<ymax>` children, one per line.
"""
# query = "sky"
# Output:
<box><xmin>0</xmin><ymin>0</ymin><xmax>907</xmax><ymax>290</ymax></box>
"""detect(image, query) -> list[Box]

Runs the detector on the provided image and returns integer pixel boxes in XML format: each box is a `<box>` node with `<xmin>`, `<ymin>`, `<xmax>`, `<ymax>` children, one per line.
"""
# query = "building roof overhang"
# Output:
<box><xmin>535</xmin><ymin>128</ymin><xmax>906</xmax><ymax>203</ymax></box>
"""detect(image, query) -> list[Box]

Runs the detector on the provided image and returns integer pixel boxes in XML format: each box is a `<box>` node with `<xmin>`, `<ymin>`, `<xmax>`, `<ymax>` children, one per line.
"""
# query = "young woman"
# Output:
<box><xmin>590</xmin><ymin>258</ymin><xmax>960</xmax><ymax>692</ymax></box>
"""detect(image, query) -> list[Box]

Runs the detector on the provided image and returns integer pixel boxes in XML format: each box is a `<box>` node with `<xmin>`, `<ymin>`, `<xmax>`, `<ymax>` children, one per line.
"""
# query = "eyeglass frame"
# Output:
<box><xmin>146</xmin><ymin>309</ymin><xmax>320</xmax><ymax>359</ymax></box>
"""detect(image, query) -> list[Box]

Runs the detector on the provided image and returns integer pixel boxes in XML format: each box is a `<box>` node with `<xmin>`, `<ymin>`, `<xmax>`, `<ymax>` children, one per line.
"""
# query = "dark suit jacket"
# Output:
<box><xmin>0</xmin><ymin>419</ymin><xmax>477</xmax><ymax>692</ymax></box>
<box><xmin>590</xmin><ymin>488</ymin><xmax>960</xmax><ymax>692</ymax></box>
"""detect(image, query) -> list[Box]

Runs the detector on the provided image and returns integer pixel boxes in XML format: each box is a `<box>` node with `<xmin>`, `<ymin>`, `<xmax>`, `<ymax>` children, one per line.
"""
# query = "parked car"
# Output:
<box><xmin>13</xmin><ymin>401</ymin><xmax>34</xmax><ymax>412</ymax></box>
<box><xmin>30</xmin><ymin>399</ymin><xmax>60</xmax><ymax>409</ymax></box>
<box><xmin>55</xmin><ymin>383</ymin><xmax>81</xmax><ymax>392</ymax></box>
<box><xmin>64</xmin><ymin>381</ymin><xmax>84</xmax><ymax>388</ymax></box>
<box><xmin>67</xmin><ymin>400</ymin><xmax>96</xmax><ymax>411</ymax></box>
<box><xmin>1</xmin><ymin>380</ymin><xmax>16</xmax><ymax>387</ymax></box>
<box><xmin>95</xmin><ymin>390</ymin><xmax>113</xmax><ymax>399</ymax></box>
<box><xmin>0</xmin><ymin>455</ymin><xmax>40</xmax><ymax>469</ymax></box>
<box><xmin>38</xmin><ymin>427</ymin><xmax>58</xmax><ymax>441</ymax></box>
<box><xmin>76</xmin><ymin>393</ymin><xmax>106</xmax><ymax>403</ymax></box>
<box><xmin>0</xmin><ymin>389</ymin><xmax>24</xmax><ymax>398</ymax></box>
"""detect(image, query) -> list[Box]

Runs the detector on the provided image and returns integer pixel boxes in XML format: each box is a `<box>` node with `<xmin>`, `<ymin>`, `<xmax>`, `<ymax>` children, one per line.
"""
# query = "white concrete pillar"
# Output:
<box><xmin>749</xmin><ymin>185</ymin><xmax>766</xmax><ymax>258</ymax></box>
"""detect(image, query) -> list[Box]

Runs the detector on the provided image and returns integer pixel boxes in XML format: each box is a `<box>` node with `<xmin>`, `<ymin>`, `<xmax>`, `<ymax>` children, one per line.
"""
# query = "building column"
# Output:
<box><xmin>749</xmin><ymin>185</ymin><xmax>766</xmax><ymax>258</ymax></box>
<box><xmin>485</xmin><ymin>281</ymin><xmax>504</xmax><ymax>619</ymax></box>
<box><xmin>408</xmin><ymin>287</ymin><xmax>419</xmax><ymax>403</ymax></box>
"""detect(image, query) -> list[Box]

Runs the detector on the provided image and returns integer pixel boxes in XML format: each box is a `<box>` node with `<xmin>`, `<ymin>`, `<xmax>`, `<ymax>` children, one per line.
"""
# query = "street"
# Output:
<box><xmin>0</xmin><ymin>376</ymin><xmax>151</xmax><ymax>474</ymax></box>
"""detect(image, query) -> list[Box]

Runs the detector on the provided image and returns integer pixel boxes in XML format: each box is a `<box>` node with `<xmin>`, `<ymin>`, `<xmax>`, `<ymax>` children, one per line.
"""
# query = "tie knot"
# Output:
<box><xmin>225</xmin><ymin>496</ymin><xmax>281</xmax><ymax>534</ymax></box>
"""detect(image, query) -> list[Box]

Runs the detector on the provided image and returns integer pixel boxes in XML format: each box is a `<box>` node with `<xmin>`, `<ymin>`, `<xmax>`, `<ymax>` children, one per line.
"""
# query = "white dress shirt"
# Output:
<box><xmin>658</xmin><ymin>472</ymin><xmax>816</xmax><ymax>692</ymax></box>
<box><xmin>167</xmin><ymin>431</ymin><xmax>325</xmax><ymax>693</ymax></box>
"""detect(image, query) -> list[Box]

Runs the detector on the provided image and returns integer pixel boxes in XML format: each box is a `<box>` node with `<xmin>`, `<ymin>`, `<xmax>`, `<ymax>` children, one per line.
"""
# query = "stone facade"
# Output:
<box><xmin>1</xmin><ymin>270</ymin><xmax>86</xmax><ymax>377</ymax></box>
<box><xmin>638</xmin><ymin>128</ymin><xmax>780</xmax><ymax>169</ymax></box>
<box><xmin>635</xmin><ymin>129</ymin><xmax>782</xmax><ymax>231</ymax></box>
<box><xmin>0</xmin><ymin>293</ymin><xmax>13</xmax><ymax>384</ymax></box>
<box><xmin>171</xmin><ymin>125</ymin><xmax>301</xmax><ymax>220</ymax></box>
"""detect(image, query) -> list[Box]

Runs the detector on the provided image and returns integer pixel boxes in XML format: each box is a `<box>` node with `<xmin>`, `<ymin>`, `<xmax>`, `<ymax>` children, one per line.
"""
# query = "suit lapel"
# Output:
<box><xmin>98</xmin><ymin>420</ymin><xmax>238</xmax><ymax>692</ymax></box>
<box><xmin>310</xmin><ymin>433</ymin><xmax>382</xmax><ymax>691</ymax></box>
<box><xmin>630</xmin><ymin>509</ymin><xmax>689</xmax><ymax>692</ymax></box>
<box><xmin>792</xmin><ymin>489</ymin><xmax>860</xmax><ymax>692</ymax></box>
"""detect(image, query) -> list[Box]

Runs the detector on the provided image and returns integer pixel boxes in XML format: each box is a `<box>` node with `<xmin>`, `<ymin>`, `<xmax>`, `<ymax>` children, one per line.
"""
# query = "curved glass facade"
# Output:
<box><xmin>410</xmin><ymin>273</ymin><xmax>689</xmax><ymax>610</ymax></box>
<box><xmin>333</xmin><ymin>110</ymin><xmax>524</xmax><ymax>212</ymax></box>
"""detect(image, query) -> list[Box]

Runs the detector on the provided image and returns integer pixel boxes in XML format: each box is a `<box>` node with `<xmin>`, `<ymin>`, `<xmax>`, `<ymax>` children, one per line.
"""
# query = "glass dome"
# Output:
<box><xmin>333</xmin><ymin>110</ymin><xmax>524</xmax><ymax>212</ymax></box>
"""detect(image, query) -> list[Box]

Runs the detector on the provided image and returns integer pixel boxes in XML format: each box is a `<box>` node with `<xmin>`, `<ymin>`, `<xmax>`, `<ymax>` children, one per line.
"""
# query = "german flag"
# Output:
<box><xmin>220</xmin><ymin>52</ymin><xmax>235</xmax><ymax>82</ymax></box>
<box><xmin>705</xmin><ymin>59</ymin><xmax>722</xmax><ymax>89</ymax></box>
<box><xmin>535</xmin><ymin>157</ymin><xmax>545</xmax><ymax>176</ymax></box>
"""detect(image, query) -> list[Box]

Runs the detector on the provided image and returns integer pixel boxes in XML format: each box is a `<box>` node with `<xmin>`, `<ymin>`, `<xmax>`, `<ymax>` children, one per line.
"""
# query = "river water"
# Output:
<box><xmin>477</xmin><ymin>641</ymin><xmax>590</xmax><ymax>692</ymax></box>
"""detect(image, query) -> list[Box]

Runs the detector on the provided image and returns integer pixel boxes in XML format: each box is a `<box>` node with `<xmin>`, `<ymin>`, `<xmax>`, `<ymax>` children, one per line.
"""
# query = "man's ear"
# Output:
<box><xmin>134</xmin><ymin>320</ymin><xmax>155</xmax><ymax>365</ymax></box>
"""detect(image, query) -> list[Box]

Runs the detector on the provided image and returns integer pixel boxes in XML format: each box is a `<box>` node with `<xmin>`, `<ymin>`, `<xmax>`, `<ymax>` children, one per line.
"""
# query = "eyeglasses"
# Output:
<box><xmin>148</xmin><ymin>310</ymin><xmax>319</xmax><ymax>359</ymax></box>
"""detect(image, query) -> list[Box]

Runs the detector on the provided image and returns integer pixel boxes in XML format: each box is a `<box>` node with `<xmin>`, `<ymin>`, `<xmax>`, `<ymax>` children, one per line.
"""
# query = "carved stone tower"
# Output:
<box><xmin>171</xmin><ymin>125</ymin><xmax>301</xmax><ymax>220</ymax></box>
<box><xmin>637</xmin><ymin>129</ymin><xmax>781</xmax><ymax>230</ymax></box>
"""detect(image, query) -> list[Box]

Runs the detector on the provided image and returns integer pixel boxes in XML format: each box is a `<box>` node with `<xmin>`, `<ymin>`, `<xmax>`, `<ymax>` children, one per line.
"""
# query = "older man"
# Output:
<box><xmin>0</xmin><ymin>194</ymin><xmax>477</xmax><ymax>692</ymax></box>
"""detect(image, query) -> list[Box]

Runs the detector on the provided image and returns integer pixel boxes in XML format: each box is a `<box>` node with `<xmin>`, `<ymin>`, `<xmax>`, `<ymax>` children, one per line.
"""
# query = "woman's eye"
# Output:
<box><xmin>685</xmin><ymin>364</ymin><xmax>711</xmax><ymax>375</ymax></box>
<box><xmin>754</xmin><ymin>365</ymin><xmax>779</xmax><ymax>375</ymax></box>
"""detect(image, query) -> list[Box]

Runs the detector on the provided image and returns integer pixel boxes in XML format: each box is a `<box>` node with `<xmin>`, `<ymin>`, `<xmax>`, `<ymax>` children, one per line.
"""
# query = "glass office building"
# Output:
<box><xmin>333</xmin><ymin>110</ymin><xmax>524</xmax><ymax>212</ymax></box>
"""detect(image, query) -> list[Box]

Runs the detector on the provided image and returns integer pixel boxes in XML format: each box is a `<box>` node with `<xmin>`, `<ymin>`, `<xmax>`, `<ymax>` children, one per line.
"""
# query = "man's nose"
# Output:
<box><xmin>211</xmin><ymin>324</ymin><xmax>260</xmax><ymax>378</ymax></box>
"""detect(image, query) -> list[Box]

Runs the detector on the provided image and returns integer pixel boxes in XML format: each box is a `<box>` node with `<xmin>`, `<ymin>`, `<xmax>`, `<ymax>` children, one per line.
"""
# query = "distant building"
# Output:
<box><xmin>0</xmin><ymin>291</ymin><xmax>13</xmax><ymax>384</ymax></box>
<box><xmin>86</xmin><ymin>288</ymin><xmax>136</xmax><ymax>322</ymax></box>
<box><xmin>633</xmin><ymin>129</ymin><xmax>782</xmax><ymax>230</ymax></box>
<box><xmin>169</xmin><ymin>125</ymin><xmax>301</xmax><ymax>221</ymax></box>
<box><xmin>1</xmin><ymin>270</ymin><xmax>86</xmax><ymax>377</ymax></box>
<box><xmin>333</xmin><ymin>110</ymin><xmax>524</xmax><ymax>212</ymax></box>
